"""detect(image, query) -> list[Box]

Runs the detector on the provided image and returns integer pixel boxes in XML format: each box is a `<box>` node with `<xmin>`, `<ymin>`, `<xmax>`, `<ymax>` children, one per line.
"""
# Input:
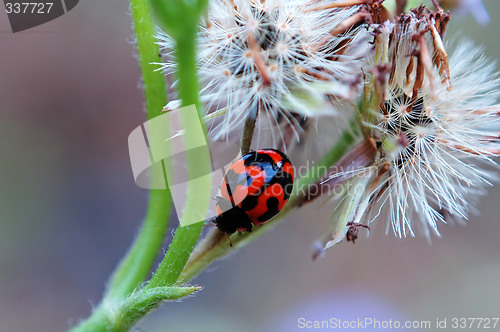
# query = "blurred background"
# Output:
<box><xmin>1</xmin><ymin>1</ymin><xmax>499</xmax><ymax>331</ymax></box>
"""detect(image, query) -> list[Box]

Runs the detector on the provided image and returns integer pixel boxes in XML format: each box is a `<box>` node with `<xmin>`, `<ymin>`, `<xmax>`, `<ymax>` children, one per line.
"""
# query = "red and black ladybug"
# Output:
<box><xmin>215</xmin><ymin>149</ymin><xmax>294</xmax><ymax>235</ymax></box>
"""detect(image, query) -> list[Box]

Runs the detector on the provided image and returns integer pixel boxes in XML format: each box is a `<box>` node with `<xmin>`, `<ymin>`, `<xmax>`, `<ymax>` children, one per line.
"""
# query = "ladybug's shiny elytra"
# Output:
<box><xmin>215</xmin><ymin>149</ymin><xmax>294</xmax><ymax>234</ymax></box>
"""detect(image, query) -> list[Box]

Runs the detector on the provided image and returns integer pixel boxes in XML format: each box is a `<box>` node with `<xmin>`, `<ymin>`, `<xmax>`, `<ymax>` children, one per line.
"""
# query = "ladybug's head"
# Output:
<box><xmin>215</xmin><ymin>198</ymin><xmax>253</xmax><ymax>234</ymax></box>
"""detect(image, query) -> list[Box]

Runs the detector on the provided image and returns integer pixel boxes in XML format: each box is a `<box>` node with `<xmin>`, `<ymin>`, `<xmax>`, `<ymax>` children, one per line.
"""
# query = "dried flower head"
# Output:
<box><xmin>157</xmin><ymin>0</ymin><xmax>367</xmax><ymax>144</ymax></box>
<box><xmin>315</xmin><ymin>7</ymin><xmax>500</xmax><ymax>251</ymax></box>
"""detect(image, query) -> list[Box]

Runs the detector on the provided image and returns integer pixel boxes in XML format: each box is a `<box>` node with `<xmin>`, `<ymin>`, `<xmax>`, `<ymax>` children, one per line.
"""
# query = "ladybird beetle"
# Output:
<box><xmin>215</xmin><ymin>149</ymin><xmax>294</xmax><ymax>235</ymax></box>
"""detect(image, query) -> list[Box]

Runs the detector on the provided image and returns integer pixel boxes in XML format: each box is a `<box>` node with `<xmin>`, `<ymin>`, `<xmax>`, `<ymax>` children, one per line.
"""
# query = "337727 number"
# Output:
<box><xmin>451</xmin><ymin>317</ymin><xmax>499</xmax><ymax>329</ymax></box>
<box><xmin>5</xmin><ymin>2</ymin><xmax>53</xmax><ymax>14</ymax></box>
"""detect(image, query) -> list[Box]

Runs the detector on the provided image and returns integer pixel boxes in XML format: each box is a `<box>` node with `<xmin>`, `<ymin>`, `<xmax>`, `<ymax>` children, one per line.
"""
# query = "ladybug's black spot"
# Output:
<box><xmin>257</xmin><ymin>197</ymin><xmax>280</xmax><ymax>222</ymax></box>
<box><xmin>240</xmin><ymin>194</ymin><xmax>259</xmax><ymax>212</ymax></box>
<box><xmin>243</xmin><ymin>151</ymin><xmax>275</xmax><ymax>167</ymax></box>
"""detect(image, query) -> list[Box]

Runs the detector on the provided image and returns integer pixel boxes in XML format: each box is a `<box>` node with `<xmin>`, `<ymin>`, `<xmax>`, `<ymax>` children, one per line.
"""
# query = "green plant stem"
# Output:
<box><xmin>131</xmin><ymin>0</ymin><xmax>169</xmax><ymax>122</ymax></box>
<box><xmin>172</xmin><ymin>31</ymin><xmax>203</xmax><ymax>111</ymax></box>
<box><xmin>104</xmin><ymin>0</ymin><xmax>171</xmax><ymax>303</ymax></box>
<box><xmin>148</xmin><ymin>223</ymin><xmax>205</xmax><ymax>287</ymax></box>
<box><xmin>115</xmin><ymin>286</ymin><xmax>202</xmax><ymax>327</ymax></box>
<box><xmin>71</xmin><ymin>286</ymin><xmax>201</xmax><ymax>332</ymax></box>
<box><xmin>146</xmin><ymin>0</ymin><xmax>211</xmax><ymax>288</ymax></box>
<box><xmin>179</xmin><ymin>122</ymin><xmax>359</xmax><ymax>282</ymax></box>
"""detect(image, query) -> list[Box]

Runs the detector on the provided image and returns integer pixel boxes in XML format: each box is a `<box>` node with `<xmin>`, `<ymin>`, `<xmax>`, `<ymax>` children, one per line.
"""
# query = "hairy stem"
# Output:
<box><xmin>146</xmin><ymin>0</ymin><xmax>210</xmax><ymax>288</ymax></box>
<box><xmin>71</xmin><ymin>286</ymin><xmax>201</xmax><ymax>332</ymax></box>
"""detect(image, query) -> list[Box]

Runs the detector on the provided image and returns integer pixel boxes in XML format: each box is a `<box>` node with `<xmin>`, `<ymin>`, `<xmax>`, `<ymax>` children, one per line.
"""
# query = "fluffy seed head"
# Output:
<box><xmin>157</xmin><ymin>0</ymin><xmax>367</xmax><ymax>144</ymax></box>
<box><xmin>365</xmin><ymin>9</ymin><xmax>500</xmax><ymax>238</ymax></box>
<box><xmin>319</xmin><ymin>7</ymin><xmax>500</xmax><ymax>245</ymax></box>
